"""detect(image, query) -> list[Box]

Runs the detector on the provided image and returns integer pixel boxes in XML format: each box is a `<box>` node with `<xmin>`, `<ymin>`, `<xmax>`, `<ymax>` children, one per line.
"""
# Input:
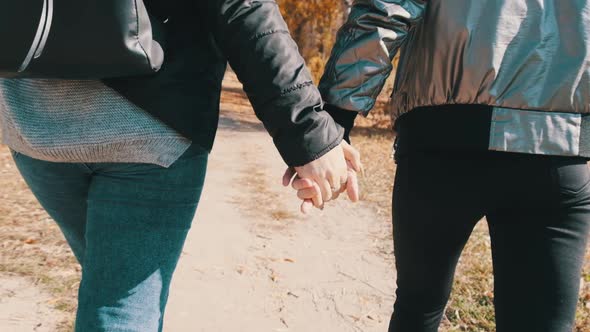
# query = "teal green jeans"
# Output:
<box><xmin>11</xmin><ymin>145</ymin><xmax>208</xmax><ymax>332</ymax></box>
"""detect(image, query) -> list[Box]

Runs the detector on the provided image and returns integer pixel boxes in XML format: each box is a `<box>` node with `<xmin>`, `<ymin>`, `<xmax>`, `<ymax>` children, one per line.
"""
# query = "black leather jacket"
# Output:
<box><xmin>106</xmin><ymin>0</ymin><xmax>344</xmax><ymax>167</ymax></box>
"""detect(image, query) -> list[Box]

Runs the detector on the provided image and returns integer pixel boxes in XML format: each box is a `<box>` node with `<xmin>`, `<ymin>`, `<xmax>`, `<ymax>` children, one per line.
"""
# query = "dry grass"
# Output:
<box><xmin>0</xmin><ymin>145</ymin><xmax>78</xmax><ymax>331</ymax></box>
<box><xmin>443</xmin><ymin>222</ymin><xmax>496</xmax><ymax>331</ymax></box>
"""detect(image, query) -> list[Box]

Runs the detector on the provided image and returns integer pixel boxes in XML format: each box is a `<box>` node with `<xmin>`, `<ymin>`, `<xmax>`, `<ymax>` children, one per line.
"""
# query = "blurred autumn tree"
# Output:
<box><xmin>277</xmin><ymin>0</ymin><xmax>350</xmax><ymax>83</ymax></box>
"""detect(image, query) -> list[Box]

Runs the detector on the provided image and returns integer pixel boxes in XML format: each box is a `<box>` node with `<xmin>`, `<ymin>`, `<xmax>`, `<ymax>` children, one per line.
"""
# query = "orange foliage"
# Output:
<box><xmin>277</xmin><ymin>0</ymin><xmax>348</xmax><ymax>82</ymax></box>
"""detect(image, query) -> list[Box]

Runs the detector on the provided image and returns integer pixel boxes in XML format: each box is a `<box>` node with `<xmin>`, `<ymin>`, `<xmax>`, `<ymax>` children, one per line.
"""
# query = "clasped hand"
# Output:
<box><xmin>282</xmin><ymin>141</ymin><xmax>362</xmax><ymax>213</ymax></box>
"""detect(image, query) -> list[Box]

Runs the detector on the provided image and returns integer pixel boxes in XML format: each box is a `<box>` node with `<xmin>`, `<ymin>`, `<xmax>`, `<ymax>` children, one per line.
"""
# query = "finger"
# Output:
<box><xmin>311</xmin><ymin>182</ymin><xmax>324</xmax><ymax>208</ymax></box>
<box><xmin>300</xmin><ymin>199</ymin><xmax>314</xmax><ymax>214</ymax></box>
<box><xmin>297</xmin><ymin>187</ymin><xmax>321</xmax><ymax>200</ymax></box>
<box><xmin>327</xmin><ymin>172</ymin><xmax>341</xmax><ymax>200</ymax></box>
<box><xmin>330</xmin><ymin>175</ymin><xmax>347</xmax><ymax>201</ymax></box>
<box><xmin>338</xmin><ymin>174</ymin><xmax>348</xmax><ymax>193</ymax></box>
<box><xmin>332</xmin><ymin>189</ymin><xmax>343</xmax><ymax>201</ymax></box>
<box><xmin>342</xmin><ymin>142</ymin><xmax>362</xmax><ymax>173</ymax></box>
<box><xmin>292</xmin><ymin>176</ymin><xmax>315</xmax><ymax>190</ymax></box>
<box><xmin>282</xmin><ymin>167</ymin><xmax>296</xmax><ymax>187</ymax></box>
<box><xmin>346</xmin><ymin>159</ymin><xmax>365</xmax><ymax>180</ymax></box>
<box><xmin>318</xmin><ymin>177</ymin><xmax>333</xmax><ymax>202</ymax></box>
<box><xmin>346</xmin><ymin>170</ymin><xmax>360</xmax><ymax>202</ymax></box>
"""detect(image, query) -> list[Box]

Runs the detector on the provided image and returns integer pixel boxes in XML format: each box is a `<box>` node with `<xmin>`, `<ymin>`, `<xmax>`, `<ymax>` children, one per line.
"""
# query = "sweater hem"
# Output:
<box><xmin>2</xmin><ymin>137</ymin><xmax>191</xmax><ymax>168</ymax></box>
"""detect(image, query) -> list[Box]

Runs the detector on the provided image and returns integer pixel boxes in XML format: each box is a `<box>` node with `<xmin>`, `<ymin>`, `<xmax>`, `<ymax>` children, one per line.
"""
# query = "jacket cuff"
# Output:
<box><xmin>273</xmin><ymin>105</ymin><xmax>345</xmax><ymax>167</ymax></box>
<box><xmin>324</xmin><ymin>104</ymin><xmax>358</xmax><ymax>143</ymax></box>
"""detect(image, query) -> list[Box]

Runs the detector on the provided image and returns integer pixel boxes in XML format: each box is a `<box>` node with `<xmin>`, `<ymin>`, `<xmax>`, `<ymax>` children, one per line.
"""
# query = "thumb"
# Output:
<box><xmin>282</xmin><ymin>167</ymin><xmax>296</xmax><ymax>187</ymax></box>
<box><xmin>342</xmin><ymin>141</ymin><xmax>362</xmax><ymax>173</ymax></box>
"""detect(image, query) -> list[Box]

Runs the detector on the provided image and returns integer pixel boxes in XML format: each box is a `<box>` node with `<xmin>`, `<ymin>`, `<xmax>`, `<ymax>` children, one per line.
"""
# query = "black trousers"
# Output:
<box><xmin>389</xmin><ymin>151</ymin><xmax>590</xmax><ymax>332</ymax></box>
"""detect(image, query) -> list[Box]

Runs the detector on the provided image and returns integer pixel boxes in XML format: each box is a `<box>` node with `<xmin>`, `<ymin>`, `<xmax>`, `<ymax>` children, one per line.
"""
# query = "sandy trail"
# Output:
<box><xmin>163</xmin><ymin>74</ymin><xmax>396</xmax><ymax>332</ymax></box>
<box><xmin>0</xmin><ymin>275</ymin><xmax>62</xmax><ymax>332</ymax></box>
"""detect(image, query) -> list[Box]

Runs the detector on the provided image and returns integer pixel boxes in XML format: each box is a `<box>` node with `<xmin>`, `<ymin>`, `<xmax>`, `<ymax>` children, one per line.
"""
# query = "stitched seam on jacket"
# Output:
<box><xmin>251</xmin><ymin>29</ymin><xmax>289</xmax><ymax>41</ymax></box>
<box><xmin>281</xmin><ymin>81</ymin><xmax>314</xmax><ymax>95</ymax></box>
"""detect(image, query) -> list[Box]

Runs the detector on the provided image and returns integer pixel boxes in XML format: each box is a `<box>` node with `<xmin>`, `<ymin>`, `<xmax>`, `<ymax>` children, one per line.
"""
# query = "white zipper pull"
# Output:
<box><xmin>18</xmin><ymin>0</ymin><xmax>53</xmax><ymax>72</ymax></box>
<box><xmin>34</xmin><ymin>0</ymin><xmax>54</xmax><ymax>59</ymax></box>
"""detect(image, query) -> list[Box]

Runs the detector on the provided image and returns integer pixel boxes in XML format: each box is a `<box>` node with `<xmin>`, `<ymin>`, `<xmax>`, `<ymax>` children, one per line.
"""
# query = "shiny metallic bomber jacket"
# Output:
<box><xmin>319</xmin><ymin>0</ymin><xmax>590</xmax><ymax>157</ymax></box>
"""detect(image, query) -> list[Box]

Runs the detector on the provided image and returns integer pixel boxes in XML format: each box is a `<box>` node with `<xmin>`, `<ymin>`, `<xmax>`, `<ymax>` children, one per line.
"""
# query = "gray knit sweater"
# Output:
<box><xmin>0</xmin><ymin>79</ymin><xmax>191</xmax><ymax>168</ymax></box>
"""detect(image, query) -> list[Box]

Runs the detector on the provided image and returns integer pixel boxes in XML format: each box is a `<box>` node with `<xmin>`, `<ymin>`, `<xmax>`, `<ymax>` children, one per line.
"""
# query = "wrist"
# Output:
<box><xmin>324</xmin><ymin>104</ymin><xmax>357</xmax><ymax>143</ymax></box>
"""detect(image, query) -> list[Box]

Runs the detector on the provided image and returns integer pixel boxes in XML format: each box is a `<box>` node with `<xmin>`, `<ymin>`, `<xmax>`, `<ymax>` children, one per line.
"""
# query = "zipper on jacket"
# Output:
<box><xmin>18</xmin><ymin>0</ymin><xmax>54</xmax><ymax>73</ymax></box>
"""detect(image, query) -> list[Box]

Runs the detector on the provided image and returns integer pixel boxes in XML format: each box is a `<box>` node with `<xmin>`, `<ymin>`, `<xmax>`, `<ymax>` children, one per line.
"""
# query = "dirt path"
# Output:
<box><xmin>163</xmin><ymin>74</ymin><xmax>396</xmax><ymax>332</ymax></box>
<box><xmin>0</xmin><ymin>274</ymin><xmax>63</xmax><ymax>332</ymax></box>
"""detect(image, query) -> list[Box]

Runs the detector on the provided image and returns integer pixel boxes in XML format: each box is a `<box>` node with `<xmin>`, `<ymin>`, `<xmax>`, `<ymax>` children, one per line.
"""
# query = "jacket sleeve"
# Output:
<box><xmin>319</xmin><ymin>0</ymin><xmax>427</xmax><ymax>115</ymax></box>
<box><xmin>205</xmin><ymin>0</ymin><xmax>344</xmax><ymax>167</ymax></box>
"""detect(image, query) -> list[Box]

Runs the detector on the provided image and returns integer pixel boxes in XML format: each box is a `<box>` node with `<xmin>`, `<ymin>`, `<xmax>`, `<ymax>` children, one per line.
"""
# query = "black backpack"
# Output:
<box><xmin>0</xmin><ymin>0</ymin><xmax>165</xmax><ymax>79</ymax></box>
